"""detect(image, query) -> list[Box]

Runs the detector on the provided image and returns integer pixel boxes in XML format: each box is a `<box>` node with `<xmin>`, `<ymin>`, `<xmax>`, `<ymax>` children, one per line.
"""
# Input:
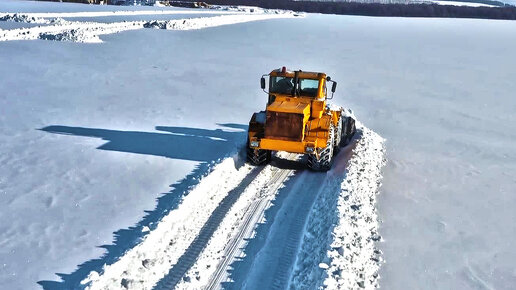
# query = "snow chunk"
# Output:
<box><xmin>0</xmin><ymin>13</ymin><xmax>47</xmax><ymax>24</ymax></box>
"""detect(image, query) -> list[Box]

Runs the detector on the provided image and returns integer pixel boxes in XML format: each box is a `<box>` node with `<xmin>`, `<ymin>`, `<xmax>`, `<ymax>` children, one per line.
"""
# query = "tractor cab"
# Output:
<box><xmin>261</xmin><ymin>66</ymin><xmax>337</xmax><ymax>102</ymax></box>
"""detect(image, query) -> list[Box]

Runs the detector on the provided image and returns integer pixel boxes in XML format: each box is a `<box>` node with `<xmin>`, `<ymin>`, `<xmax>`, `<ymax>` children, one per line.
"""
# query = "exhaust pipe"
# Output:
<box><xmin>293</xmin><ymin>70</ymin><xmax>299</xmax><ymax>97</ymax></box>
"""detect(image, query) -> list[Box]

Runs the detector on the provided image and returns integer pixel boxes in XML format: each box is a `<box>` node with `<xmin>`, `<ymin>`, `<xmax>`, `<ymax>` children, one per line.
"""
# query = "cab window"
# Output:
<box><xmin>299</xmin><ymin>79</ymin><xmax>319</xmax><ymax>97</ymax></box>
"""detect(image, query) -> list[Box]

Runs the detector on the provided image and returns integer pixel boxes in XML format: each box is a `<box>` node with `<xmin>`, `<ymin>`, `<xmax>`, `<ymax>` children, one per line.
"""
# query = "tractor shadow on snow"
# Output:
<box><xmin>36</xmin><ymin>123</ymin><xmax>248</xmax><ymax>290</ymax></box>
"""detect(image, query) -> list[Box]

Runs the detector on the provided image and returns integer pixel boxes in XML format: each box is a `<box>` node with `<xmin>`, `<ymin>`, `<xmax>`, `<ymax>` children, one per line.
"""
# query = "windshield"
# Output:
<box><xmin>270</xmin><ymin>77</ymin><xmax>320</xmax><ymax>97</ymax></box>
<box><xmin>299</xmin><ymin>79</ymin><xmax>319</xmax><ymax>97</ymax></box>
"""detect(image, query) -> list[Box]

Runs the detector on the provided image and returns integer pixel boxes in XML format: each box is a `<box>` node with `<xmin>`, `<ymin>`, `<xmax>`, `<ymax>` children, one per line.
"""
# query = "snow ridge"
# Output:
<box><xmin>0</xmin><ymin>13</ymin><xmax>300</xmax><ymax>43</ymax></box>
<box><xmin>289</xmin><ymin>125</ymin><xmax>386</xmax><ymax>289</ymax></box>
<box><xmin>143</xmin><ymin>14</ymin><xmax>297</xmax><ymax>30</ymax></box>
<box><xmin>0</xmin><ymin>13</ymin><xmax>47</xmax><ymax>23</ymax></box>
<box><xmin>324</xmin><ymin>126</ymin><xmax>386</xmax><ymax>289</ymax></box>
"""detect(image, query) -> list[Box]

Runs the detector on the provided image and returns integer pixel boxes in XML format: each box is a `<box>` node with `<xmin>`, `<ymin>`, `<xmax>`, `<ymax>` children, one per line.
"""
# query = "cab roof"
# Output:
<box><xmin>269</xmin><ymin>67</ymin><xmax>326</xmax><ymax>80</ymax></box>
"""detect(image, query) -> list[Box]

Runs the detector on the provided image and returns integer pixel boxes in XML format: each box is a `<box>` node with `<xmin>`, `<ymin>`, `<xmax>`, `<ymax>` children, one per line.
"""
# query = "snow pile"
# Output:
<box><xmin>0</xmin><ymin>20</ymin><xmax>144</xmax><ymax>42</ymax></box>
<box><xmin>4</xmin><ymin>7</ymin><xmax>293</xmax><ymax>21</ymax></box>
<box><xmin>289</xmin><ymin>125</ymin><xmax>386</xmax><ymax>289</ymax></box>
<box><xmin>39</xmin><ymin>28</ymin><xmax>100</xmax><ymax>43</ymax></box>
<box><xmin>143</xmin><ymin>13</ymin><xmax>300</xmax><ymax>30</ymax></box>
<box><xmin>80</xmin><ymin>156</ymin><xmax>253</xmax><ymax>290</ymax></box>
<box><xmin>0</xmin><ymin>13</ymin><xmax>300</xmax><ymax>43</ymax></box>
<box><xmin>209</xmin><ymin>5</ymin><xmax>300</xmax><ymax>15</ymax></box>
<box><xmin>0</xmin><ymin>12</ymin><xmax>67</xmax><ymax>25</ymax></box>
<box><xmin>40</xmin><ymin>21</ymin><xmax>144</xmax><ymax>43</ymax></box>
<box><xmin>0</xmin><ymin>13</ymin><xmax>47</xmax><ymax>23</ymax></box>
<box><xmin>324</xmin><ymin>127</ymin><xmax>386</xmax><ymax>289</ymax></box>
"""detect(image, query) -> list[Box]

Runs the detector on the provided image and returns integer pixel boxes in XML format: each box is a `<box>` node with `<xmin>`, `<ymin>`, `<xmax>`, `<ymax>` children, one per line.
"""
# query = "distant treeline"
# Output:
<box><xmin>204</xmin><ymin>0</ymin><xmax>516</xmax><ymax>20</ymax></box>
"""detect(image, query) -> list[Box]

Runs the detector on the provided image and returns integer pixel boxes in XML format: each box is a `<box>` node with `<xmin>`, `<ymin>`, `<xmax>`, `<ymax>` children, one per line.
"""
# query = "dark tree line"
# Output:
<box><xmin>202</xmin><ymin>0</ymin><xmax>516</xmax><ymax>20</ymax></box>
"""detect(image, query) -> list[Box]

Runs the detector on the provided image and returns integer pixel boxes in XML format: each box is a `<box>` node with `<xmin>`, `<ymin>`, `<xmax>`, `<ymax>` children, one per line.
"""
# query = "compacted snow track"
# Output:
<box><xmin>78</xmin><ymin>124</ymin><xmax>385</xmax><ymax>290</ymax></box>
<box><xmin>81</xmin><ymin>153</ymin><xmax>302</xmax><ymax>290</ymax></box>
<box><xmin>154</xmin><ymin>166</ymin><xmax>266</xmax><ymax>290</ymax></box>
<box><xmin>205</xmin><ymin>154</ymin><xmax>297</xmax><ymax>290</ymax></box>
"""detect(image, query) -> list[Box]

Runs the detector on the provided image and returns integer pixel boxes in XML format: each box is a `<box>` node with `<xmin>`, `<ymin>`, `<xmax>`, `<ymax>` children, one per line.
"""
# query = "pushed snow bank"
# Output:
<box><xmin>289</xmin><ymin>125</ymin><xmax>386</xmax><ymax>289</ymax></box>
<box><xmin>143</xmin><ymin>13</ymin><xmax>298</xmax><ymax>30</ymax></box>
<box><xmin>324</xmin><ymin>127</ymin><xmax>386</xmax><ymax>289</ymax></box>
<box><xmin>0</xmin><ymin>13</ymin><xmax>47</xmax><ymax>23</ymax></box>
<box><xmin>0</xmin><ymin>13</ymin><xmax>300</xmax><ymax>43</ymax></box>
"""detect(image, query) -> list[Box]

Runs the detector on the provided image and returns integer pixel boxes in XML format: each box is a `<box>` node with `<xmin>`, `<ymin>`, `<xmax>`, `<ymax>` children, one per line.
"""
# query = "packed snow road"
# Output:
<box><xmin>76</xmin><ymin>125</ymin><xmax>385</xmax><ymax>290</ymax></box>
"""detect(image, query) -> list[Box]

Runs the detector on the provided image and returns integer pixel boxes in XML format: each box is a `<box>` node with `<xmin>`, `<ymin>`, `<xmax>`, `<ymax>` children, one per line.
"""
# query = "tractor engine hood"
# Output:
<box><xmin>266</xmin><ymin>100</ymin><xmax>311</xmax><ymax>115</ymax></box>
<box><xmin>264</xmin><ymin>100</ymin><xmax>311</xmax><ymax>141</ymax></box>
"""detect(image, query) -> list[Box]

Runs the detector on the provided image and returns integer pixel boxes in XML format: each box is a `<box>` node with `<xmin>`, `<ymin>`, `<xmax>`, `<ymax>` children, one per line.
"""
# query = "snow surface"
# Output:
<box><xmin>1</xmin><ymin>0</ymin><xmax>516</xmax><ymax>290</ymax></box>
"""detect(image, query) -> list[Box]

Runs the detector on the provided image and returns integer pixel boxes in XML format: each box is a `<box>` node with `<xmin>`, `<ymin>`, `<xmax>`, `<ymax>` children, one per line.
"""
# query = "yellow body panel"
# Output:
<box><xmin>267</xmin><ymin>99</ymin><xmax>311</xmax><ymax>115</ymax></box>
<box><xmin>311</xmin><ymin>100</ymin><xmax>325</xmax><ymax>119</ymax></box>
<box><xmin>306</xmin><ymin>115</ymin><xmax>332</xmax><ymax>140</ymax></box>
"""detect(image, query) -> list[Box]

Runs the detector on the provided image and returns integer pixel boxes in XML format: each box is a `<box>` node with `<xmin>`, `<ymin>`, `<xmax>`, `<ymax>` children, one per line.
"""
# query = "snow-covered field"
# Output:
<box><xmin>1</xmin><ymin>0</ymin><xmax>515</xmax><ymax>289</ymax></box>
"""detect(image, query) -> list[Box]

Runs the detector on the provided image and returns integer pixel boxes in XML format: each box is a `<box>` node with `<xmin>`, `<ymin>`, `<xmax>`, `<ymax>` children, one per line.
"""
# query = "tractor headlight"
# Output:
<box><xmin>250</xmin><ymin>140</ymin><xmax>260</xmax><ymax>147</ymax></box>
<box><xmin>305</xmin><ymin>146</ymin><xmax>315</xmax><ymax>153</ymax></box>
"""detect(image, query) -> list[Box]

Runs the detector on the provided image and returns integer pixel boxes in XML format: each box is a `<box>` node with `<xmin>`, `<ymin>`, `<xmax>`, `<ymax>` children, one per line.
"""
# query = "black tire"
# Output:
<box><xmin>333</xmin><ymin>116</ymin><xmax>343</xmax><ymax>155</ymax></box>
<box><xmin>307</xmin><ymin>124</ymin><xmax>335</xmax><ymax>171</ymax></box>
<box><xmin>341</xmin><ymin>117</ymin><xmax>356</xmax><ymax>146</ymax></box>
<box><xmin>246</xmin><ymin>140</ymin><xmax>271</xmax><ymax>165</ymax></box>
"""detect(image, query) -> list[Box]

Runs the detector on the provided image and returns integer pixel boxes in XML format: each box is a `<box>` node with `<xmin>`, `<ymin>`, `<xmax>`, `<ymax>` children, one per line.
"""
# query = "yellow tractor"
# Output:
<box><xmin>247</xmin><ymin>67</ymin><xmax>356</xmax><ymax>171</ymax></box>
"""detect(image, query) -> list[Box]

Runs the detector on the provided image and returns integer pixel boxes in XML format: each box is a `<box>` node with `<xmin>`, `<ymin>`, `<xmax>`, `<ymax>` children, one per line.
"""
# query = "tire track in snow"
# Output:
<box><xmin>204</xmin><ymin>154</ymin><xmax>298</xmax><ymax>290</ymax></box>
<box><xmin>154</xmin><ymin>166</ymin><xmax>264</xmax><ymax>289</ymax></box>
<box><xmin>80</xmin><ymin>153</ymin><xmax>300</xmax><ymax>290</ymax></box>
<box><xmin>269</xmin><ymin>170</ymin><xmax>319</xmax><ymax>290</ymax></box>
<box><xmin>239</xmin><ymin>166</ymin><xmax>331</xmax><ymax>290</ymax></box>
<box><xmin>176</xmin><ymin>150</ymin><xmax>348</xmax><ymax>290</ymax></box>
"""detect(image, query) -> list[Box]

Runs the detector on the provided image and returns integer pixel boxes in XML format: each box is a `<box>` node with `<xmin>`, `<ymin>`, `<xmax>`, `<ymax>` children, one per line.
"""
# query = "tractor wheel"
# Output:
<box><xmin>246</xmin><ymin>141</ymin><xmax>271</xmax><ymax>165</ymax></box>
<box><xmin>307</xmin><ymin>124</ymin><xmax>335</xmax><ymax>171</ymax></box>
<box><xmin>341</xmin><ymin>117</ymin><xmax>356</xmax><ymax>146</ymax></box>
<box><xmin>333</xmin><ymin>116</ymin><xmax>343</xmax><ymax>155</ymax></box>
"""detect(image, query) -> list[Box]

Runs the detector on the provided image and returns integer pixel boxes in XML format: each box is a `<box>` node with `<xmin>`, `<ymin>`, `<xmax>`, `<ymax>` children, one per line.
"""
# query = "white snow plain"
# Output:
<box><xmin>1</xmin><ymin>1</ymin><xmax>516</xmax><ymax>290</ymax></box>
